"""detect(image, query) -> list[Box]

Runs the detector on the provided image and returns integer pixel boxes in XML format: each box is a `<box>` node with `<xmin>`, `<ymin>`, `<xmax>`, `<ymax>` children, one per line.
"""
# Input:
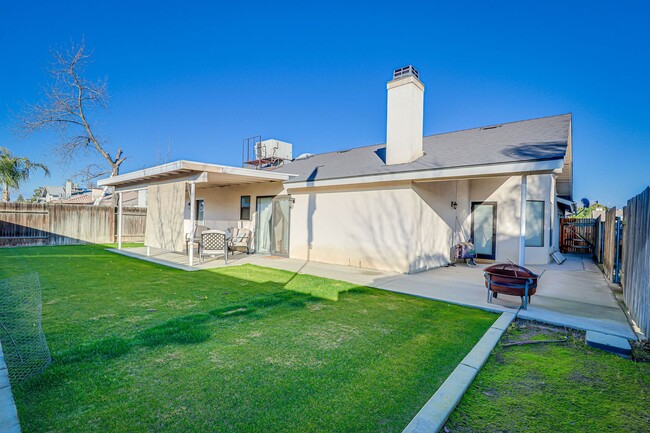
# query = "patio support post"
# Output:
<box><xmin>117</xmin><ymin>191</ymin><xmax>123</xmax><ymax>250</ymax></box>
<box><xmin>188</xmin><ymin>182</ymin><xmax>196</xmax><ymax>266</ymax></box>
<box><xmin>519</xmin><ymin>175</ymin><xmax>527</xmax><ymax>266</ymax></box>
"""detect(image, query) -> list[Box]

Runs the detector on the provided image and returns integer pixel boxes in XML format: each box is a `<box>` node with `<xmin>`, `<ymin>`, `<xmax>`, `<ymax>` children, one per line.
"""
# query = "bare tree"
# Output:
<box><xmin>18</xmin><ymin>40</ymin><xmax>125</xmax><ymax>179</ymax></box>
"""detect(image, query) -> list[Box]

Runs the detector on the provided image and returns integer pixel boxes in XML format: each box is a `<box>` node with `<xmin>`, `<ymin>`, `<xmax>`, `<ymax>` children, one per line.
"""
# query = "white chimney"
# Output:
<box><xmin>386</xmin><ymin>65</ymin><xmax>424</xmax><ymax>165</ymax></box>
<box><xmin>65</xmin><ymin>179</ymin><xmax>72</xmax><ymax>198</ymax></box>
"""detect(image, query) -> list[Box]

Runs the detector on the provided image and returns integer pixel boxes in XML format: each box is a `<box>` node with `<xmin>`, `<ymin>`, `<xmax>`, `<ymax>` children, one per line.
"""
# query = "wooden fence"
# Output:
<box><xmin>602</xmin><ymin>207</ymin><xmax>619</xmax><ymax>282</ymax></box>
<box><xmin>621</xmin><ymin>187</ymin><xmax>650</xmax><ymax>336</ymax></box>
<box><xmin>0</xmin><ymin>203</ymin><xmax>146</xmax><ymax>247</ymax></box>
<box><xmin>593</xmin><ymin>215</ymin><xmax>603</xmax><ymax>263</ymax></box>
<box><xmin>559</xmin><ymin>218</ymin><xmax>597</xmax><ymax>254</ymax></box>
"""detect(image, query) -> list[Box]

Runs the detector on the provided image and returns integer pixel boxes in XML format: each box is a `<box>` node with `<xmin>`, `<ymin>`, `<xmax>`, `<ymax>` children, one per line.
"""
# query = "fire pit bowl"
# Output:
<box><xmin>484</xmin><ymin>263</ymin><xmax>538</xmax><ymax>309</ymax></box>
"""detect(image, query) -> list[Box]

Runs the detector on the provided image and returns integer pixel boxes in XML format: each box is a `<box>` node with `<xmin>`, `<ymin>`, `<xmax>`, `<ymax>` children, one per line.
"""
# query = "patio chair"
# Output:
<box><xmin>228</xmin><ymin>227</ymin><xmax>252</xmax><ymax>255</ymax></box>
<box><xmin>186</xmin><ymin>225</ymin><xmax>209</xmax><ymax>253</ymax></box>
<box><xmin>199</xmin><ymin>229</ymin><xmax>230</xmax><ymax>264</ymax></box>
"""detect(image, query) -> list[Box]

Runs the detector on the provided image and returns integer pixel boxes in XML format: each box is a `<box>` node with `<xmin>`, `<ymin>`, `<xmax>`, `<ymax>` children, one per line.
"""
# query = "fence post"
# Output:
<box><xmin>117</xmin><ymin>192</ymin><xmax>123</xmax><ymax>250</ymax></box>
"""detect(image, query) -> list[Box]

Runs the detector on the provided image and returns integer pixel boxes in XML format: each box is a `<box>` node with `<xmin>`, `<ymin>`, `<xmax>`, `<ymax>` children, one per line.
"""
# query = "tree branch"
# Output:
<box><xmin>16</xmin><ymin>40</ymin><xmax>126</xmax><ymax>177</ymax></box>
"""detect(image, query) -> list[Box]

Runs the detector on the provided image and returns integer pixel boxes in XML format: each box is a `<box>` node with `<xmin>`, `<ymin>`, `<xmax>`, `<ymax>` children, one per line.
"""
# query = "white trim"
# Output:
<box><xmin>556</xmin><ymin>197</ymin><xmax>574</xmax><ymax>206</ymax></box>
<box><xmin>98</xmin><ymin>160</ymin><xmax>295</xmax><ymax>187</ymax></box>
<box><xmin>285</xmin><ymin>159</ymin><xmax>564</xmax><ymax>190</ymax></box>
<box><xmin>519</xmin><ymin>175</ymin><xmax>527</xmax><ymax>266</ymax></box>
<box><xmin>113</xmin><ymin>172</ymin><xmax>207</xmax><ymax>193</ymax></box>
<box><xmin>189</xmin><ymin>182</ymin><xmax>196</xmax><ymax>266</ymax></box>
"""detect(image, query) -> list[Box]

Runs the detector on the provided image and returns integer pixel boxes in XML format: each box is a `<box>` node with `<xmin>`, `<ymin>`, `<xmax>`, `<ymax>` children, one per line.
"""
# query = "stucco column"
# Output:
<box><xmin>519</xmin><ymin>175</ymin><xmax>527</xmax><ymax>266</ymax></box>
<box><xmin>117</xmin><ymin>191</ymin><xmax>123</xmax><ymax>250</ymax></box>
<box><xmin>188</xmin><ymin>182</ymin><xmax>196</xmax><ymax>266</ymax></box>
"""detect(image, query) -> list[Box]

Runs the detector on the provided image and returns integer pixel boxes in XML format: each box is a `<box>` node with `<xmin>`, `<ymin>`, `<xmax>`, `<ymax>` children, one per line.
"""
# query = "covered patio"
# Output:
<box><xmin>98</xmin><ymin>160</ymin><xmax>295</xmax><ymax>266</ymax></box>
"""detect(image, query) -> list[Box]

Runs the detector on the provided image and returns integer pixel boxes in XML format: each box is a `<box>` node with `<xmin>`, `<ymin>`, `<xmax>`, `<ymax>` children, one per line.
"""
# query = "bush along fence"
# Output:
<box><xmin>0</xmin><ymin>202</ymin><xmax>146</xmax><ymax>247</ymax></box>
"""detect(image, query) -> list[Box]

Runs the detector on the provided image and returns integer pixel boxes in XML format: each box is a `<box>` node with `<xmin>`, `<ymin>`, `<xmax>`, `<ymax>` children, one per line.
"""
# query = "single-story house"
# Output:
<box><xmin>98</xmin><ymin>66</ymin><xmax>573</xmax><ymax>273</ymax></box>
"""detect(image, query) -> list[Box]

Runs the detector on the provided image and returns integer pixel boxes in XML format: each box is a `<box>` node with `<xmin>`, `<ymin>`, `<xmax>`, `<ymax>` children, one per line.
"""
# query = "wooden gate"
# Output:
<box><xmin>560</xmin><ymin>218</ymin><xmax>597</xmax><ymax>254</ymax></box>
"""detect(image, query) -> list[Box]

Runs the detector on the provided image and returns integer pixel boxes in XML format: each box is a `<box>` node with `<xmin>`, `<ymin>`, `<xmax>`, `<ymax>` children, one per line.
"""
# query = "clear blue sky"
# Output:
<box><xmin>1</xmin><ymin>1</ymin><xmax>648</xmax><ymax>207</ymax></box>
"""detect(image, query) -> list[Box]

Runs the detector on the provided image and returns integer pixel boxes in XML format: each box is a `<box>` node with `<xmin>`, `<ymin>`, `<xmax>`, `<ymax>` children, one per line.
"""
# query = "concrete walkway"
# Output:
<box><xmin>111</xmin><ymin>247</ymin><xmax>636</xmax><ymax>339</ymax></box>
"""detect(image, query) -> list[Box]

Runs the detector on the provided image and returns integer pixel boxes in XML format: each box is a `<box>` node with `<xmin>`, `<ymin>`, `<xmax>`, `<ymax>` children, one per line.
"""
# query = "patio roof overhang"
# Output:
<box><xmin>97</xmin><ymin>160</ymin><xmax>296</xmax><ymax>192</ymax></box>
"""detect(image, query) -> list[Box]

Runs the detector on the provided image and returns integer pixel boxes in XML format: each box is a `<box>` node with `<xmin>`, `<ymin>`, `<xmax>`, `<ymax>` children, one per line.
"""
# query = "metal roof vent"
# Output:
<box><xmin>393</xmin><ymin>65</ymin><xmax>419</xmax><ymax>80</ymax></box>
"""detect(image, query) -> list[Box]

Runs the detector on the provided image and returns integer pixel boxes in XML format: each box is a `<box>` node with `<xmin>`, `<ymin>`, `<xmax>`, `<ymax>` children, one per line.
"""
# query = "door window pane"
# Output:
<box><xmin>255</xmin><ymin>197</ymin><xmax>272</xmax><ymax>254</ymax></box>
<box><xmin>472</xmin><ymin>203</ymin><xmax>495</xmax><ymax>258</ymax></box>
<box><xmin>195</xmin><ymin>200</ymin><xmax>204</xmax><ymax>223</ymax></box>
<box><xmin>526</xmin><ymin>201</ymin><xmax>544</xmax><ymax>247</ymax></box>
<box><xmin>272</xmin><ymin>197</ymin><xmax>291</xmax><ymax>256</ymax></box>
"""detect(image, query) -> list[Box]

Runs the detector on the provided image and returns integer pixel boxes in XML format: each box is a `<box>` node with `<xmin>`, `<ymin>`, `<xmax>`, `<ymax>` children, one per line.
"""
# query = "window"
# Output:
<box><xmin>195</xmin><ymin>199</ymin><xmax>204</xmax><ymax>223</ymax></box>
<box><xmin>240</xmin><ymin>196</ymin><xmax>251</xmax><ymax>220</ymax></box>
<box><xmin>526</xmin><ymin>200</ymin><xmax>545</xmax><ymax>247</ymax></box>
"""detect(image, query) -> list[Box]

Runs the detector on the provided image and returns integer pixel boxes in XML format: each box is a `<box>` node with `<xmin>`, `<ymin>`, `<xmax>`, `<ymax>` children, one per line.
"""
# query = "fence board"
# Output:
<box><xmin>593</xmin><ymin>215</ymin><xmax>603</xmax><ymax>263</ymax></box>
<box><xmin>603</xmin><ymin>207</ymin><xmax>617</xmax><ymax>281</ymax></box>
<box><xmin>622</xmin><ymin>187</ymin><xmax>650</xmax><ymax>336</ymax></box>
<box><xmin>0</xmin><ymin>203</ymin><xmax>146</xmax><ymax>247</ymax></box>
<box><xmin>119</xmin><ymin>208</ymin><xmax>147</xmax><ymax>242</ymax></box>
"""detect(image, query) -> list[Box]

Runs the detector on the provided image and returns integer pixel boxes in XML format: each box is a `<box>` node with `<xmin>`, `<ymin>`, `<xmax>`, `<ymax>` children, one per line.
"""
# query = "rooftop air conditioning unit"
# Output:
<box><xmin>255</xmin><ymin>139</ymin><xmax>293</xmax><ymax>161</ymax></box>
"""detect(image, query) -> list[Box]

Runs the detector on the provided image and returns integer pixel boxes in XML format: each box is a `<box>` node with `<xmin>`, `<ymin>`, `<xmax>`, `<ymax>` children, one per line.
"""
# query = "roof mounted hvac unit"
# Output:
<box><xmin>242</xmin><ymin>137</ymin><xmax>293</xmax><ymax>169</ymax></box>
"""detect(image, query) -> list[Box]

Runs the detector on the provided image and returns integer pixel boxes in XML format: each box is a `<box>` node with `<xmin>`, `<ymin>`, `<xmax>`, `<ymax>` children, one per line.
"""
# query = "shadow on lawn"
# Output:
<box><xmin>52</xmin><ymin>286</ymin><xmax>372</xmax><ymax>369</ymax></box>
<box><xmin>13</xmin><ymin>255</ymin><xmax>377</xmax><ymax>393</ymax></box>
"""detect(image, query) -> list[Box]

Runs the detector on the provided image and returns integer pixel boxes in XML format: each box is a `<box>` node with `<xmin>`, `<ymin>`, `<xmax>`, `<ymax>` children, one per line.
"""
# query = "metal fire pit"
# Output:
<box><xmin>484</xmin><ymin>263</ymin><xmax>538</xmax><ymax>309</ymax></box>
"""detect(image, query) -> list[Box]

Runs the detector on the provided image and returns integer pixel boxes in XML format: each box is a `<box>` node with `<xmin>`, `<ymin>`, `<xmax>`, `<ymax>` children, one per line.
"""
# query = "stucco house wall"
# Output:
<box><xmin>287</xmin><ymin>174</ymin><xmax>556</xmax><ymax>273</ymax></box>
<box><xmin>288</xmin><ymin>182</ymin><xmax>417</xmax><ymax>272</ymax></box>
<box><xmin>468</xmin><ymin>174</ymin><xmax>554</xmax><ymax>264</ymax></box>
<box><xmin>183</xmin><ymin>182</ymin><xmax>286</xmax><ymax>249</ymax></box>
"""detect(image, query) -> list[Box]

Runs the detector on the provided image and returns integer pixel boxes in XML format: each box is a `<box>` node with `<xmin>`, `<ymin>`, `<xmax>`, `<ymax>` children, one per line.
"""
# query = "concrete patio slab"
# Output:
<box><xmin>586</xmin><ymin>330</ymin><xmax>632</xmax><ymax>357</ymax></box>
<box><xmin>111</xmin><ymin>247</ymin><xmax>636</xmax><ymax>340</ymax></box>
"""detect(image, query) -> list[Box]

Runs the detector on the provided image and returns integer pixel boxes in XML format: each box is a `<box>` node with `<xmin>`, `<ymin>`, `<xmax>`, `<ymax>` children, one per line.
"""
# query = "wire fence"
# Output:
<box><xmin>0</xmin><ymin>273</ymin><xmax>51</xmax><ymax>384</ymax></box>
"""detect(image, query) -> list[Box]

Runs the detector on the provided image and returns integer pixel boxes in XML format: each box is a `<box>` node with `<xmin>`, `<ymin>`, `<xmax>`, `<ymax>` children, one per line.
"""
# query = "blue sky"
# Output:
<box><xmin>1</xmin><ymin>1</ymin><xmax>648</xmax><ymax>207</ymax></box>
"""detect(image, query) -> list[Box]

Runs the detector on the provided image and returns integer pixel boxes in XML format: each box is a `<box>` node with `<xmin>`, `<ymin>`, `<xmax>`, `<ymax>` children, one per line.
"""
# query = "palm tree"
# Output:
<box><xmin>0</xmin><ymin>148</ymin><xmax>50</xmax><ymax>202</ymax></box>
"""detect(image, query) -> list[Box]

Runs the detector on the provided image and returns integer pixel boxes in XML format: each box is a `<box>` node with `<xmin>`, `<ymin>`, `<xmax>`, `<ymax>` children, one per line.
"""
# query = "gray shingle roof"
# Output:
<box><xmin>276</xmin><ymin>113</ymin><xmax>571</xmax><ymax>183</ymax></box>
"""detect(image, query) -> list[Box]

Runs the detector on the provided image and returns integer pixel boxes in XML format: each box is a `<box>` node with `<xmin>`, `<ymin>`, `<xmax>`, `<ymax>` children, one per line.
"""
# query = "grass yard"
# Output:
<box><xmin>0</xmin><ymin>244</ymin><xmax>497</xmax><ymax>433</ymax></box>
<box><xmin>445</xmin><ymin>320</ymin><xmax>650</xmax><ymax>433</ymax></box>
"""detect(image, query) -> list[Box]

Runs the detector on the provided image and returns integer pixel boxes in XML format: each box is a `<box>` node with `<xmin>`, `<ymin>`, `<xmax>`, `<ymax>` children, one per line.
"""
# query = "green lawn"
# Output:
<box><xmin>445</xmin><ymin>320</ymin><xmax>650</xmax><ymax>433</ymax></box>
<box><xmin>0</xmin><ymin>244</ymin><xmax>496</xmax><ymax>433</ymax></box>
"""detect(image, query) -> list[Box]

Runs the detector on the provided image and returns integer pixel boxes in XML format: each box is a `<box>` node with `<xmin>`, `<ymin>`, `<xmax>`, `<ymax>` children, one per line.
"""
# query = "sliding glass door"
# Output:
<box><xmin>256</xmin><ymin>196</ymin><xmax>291</xmax><ymax>256</ymax></box>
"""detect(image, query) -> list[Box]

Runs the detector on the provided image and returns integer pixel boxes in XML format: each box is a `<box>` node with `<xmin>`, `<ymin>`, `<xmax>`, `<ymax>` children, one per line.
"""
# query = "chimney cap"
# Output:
<box><xmin>393</xmin><ymin>65</ymin><xmax>419</xmax><ymax>80</ymax></box>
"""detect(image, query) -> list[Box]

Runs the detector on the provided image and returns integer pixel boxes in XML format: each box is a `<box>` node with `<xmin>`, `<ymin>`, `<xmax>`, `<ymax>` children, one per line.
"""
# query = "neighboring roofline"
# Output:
<box><xmin>98</xmin><ymin>160</ymin><xmax>296</xmax><ymax>187</ymax></box>
<box><xmin>284</xmin><ymin>158</ymin><xmax>564</xmax><ymax>189</ymax></box>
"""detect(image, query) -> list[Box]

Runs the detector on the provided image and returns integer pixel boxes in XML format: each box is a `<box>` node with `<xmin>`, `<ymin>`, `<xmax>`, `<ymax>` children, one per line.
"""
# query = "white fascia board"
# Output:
<box><xmin>180</xmin><ymin>161</ymin><xmax>295</xmax><ymax>181</ymax></box>
<box><xmin>285</xmin><ymin>159</ymin><xmax>564</xmax><ymax>190</ymax></box>
<box><xmin>113</xmin><ymin>172</ymin><xmax>208</xmax><ymax>193</ymax></box>
<box><xmin>556</xmin><ymin>197</ymin><xmax>575</xmax><ymax>206</ymax></box>
<box><xmin>98</xmin><ymin>160</ymin><xmax>295</xmax><ymax>187</ymax></box>
<box><xmin>98</xmin><ymin>161</ymin><xmax>185</xmax><ymax>186</ymax></box>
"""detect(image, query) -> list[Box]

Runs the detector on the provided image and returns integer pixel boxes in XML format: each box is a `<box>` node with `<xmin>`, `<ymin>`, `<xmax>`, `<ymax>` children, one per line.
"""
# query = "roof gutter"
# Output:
<box><xmin>284</xmin><ymin>159</ymin><xmax>564</xmax><ymax>190</ymax></box>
